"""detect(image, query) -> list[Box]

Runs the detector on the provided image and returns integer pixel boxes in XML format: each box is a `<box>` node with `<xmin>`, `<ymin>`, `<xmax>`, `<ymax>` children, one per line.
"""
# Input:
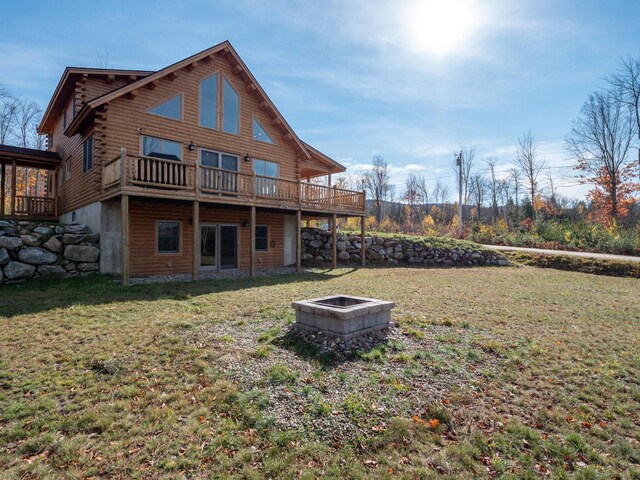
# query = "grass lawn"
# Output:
<box><xmin>1</xmin><ymin>266</ymin><xmax>639</xmax><ymax>479</ymax></box>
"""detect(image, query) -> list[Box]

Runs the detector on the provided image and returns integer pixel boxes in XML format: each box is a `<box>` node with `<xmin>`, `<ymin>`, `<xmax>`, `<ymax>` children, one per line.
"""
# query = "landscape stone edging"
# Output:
<box><xmin>0</xmin><ymin>220</ymin><xmax>100</xmax><ymax>285</ymax></box>
<box><xmin>301</xmin><ymin>227</ymin><xmax>510</xmax><ymax>267</ymax></box>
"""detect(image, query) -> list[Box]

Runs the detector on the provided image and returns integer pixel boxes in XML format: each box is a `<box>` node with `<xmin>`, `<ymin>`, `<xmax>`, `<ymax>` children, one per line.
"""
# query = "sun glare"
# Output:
<box><xmin>403</xmin><ymin>0</ymin><xmax>482</xmax><ymax>57</ymax></box>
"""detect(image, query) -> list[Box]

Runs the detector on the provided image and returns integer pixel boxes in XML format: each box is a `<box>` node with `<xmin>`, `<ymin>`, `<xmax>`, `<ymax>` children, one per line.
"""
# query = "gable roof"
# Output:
<box><xmin>65</xmin><ymin>41</ymin><xmax>316</xmax><ymax>159</ymax></box>
<box><xmin>39</xmin><ymin>68</ymin><xmax>153</xmax><ymax>132</ymax></box>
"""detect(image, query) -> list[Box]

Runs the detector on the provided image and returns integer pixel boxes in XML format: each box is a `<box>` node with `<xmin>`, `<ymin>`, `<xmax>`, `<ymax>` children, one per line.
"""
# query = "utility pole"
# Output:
<box><xmin>456</xmin><ymin>151</ymin><xmax>463</xmax><ymax>238</ymax></box>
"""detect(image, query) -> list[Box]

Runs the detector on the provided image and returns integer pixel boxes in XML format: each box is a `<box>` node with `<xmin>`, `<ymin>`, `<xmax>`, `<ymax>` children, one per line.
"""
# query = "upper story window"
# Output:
<box><xmin>252</xmin><ymin>117</ymin><xmax>273</xmax><ymax>144</ymax></box>
<box><xmin>148</xmin><ymin>94</ymin><xmax>182</xmax><ymax>121</ymax></box>
<box><xmin>142</xmin><ymin>135</ymin><xmax>182</xmax><ymax>161</ymax></box>
<box><xmin>253</xmin><ymin>159</ymin><xmax>279</xmax><ymax>178</ymax></box>
<box><xmin>199</xmin><ymin>74</ymin><xmax>218</xmax><ymax>129</ymax></box>
<box><xmin>222</xmin><ymin>78</ymin><xmax>239</xmax><ymax>135</ymax></box>
<box><xmin>199</xmin><ymin>149</ymin><xmax>238</xmax><ymax>171</ymax></box>
<box><xmin>82</xmin><ymin>136</ymin><xmax>93</xmax><ymax>173</ymax></box>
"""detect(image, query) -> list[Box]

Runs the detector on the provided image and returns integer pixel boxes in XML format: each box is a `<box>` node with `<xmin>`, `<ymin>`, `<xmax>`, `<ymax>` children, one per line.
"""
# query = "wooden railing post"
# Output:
<box><xmin>10</xmin><ymin>159</ymin><xmax>16</xmax><ymax>216</ymax></box>
<box><xmin>194</xmin><ymin>161</ymin><xmax>200</xmax><ymax>200</ymax></box>
<box><xmin>252</xmin><ymin>170</ymin><xmax>256</xmax><ymax>202</ymax></box>
<box><xmin>119</xmin><ymin>147</ymin><xmax>127</xmax><ymax>189</ymax></box>
<box><xmin>332</xmin><ymin>185</ymin><xmax>337</xmax><ymax>210</ymax></box>
<box><xmin>0</xmin><ymin>163</ymin><xmax>5</xmax><ymax>216</ymax></box>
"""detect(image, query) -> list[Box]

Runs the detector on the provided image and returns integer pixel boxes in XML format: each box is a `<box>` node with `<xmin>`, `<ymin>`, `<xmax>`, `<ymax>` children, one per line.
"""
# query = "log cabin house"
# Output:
<box><xmin>0</xmin><ymin>41</ymin><xmax>366</xmax><ymax>284</ymax></box>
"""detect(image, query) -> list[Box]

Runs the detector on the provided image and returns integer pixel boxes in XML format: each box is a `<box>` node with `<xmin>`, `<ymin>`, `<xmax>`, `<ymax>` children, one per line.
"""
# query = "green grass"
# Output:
<box><xmin>1</xmin><ymin>267</ymin><xmax>639</xmax><ymax>478</ymax></box>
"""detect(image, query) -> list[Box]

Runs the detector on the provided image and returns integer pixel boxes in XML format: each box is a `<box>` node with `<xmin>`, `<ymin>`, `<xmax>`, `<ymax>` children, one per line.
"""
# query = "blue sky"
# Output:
<box><xmin>2</xmin><ymin>0</ymin><xmax>639</xmax><ymax>199</ymax></box>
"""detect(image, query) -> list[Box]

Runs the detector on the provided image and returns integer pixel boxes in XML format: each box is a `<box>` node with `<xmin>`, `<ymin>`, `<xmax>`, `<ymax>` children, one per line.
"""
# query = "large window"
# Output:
<box><xmin>142</xmin><ymin>136</ymin><xmax>182</xmax><ymax>161</ymax></box>
<box><xmin>252</xmin><ymin>117</ymin><xmax>273</xmax><ymax>144</ymax></box>
<box><xmin>148</xmin><ymin>94</ymin><xmax>182</xmax><ymax>121</ymax></box>
<box><xmin>82</xmin><ymin>136</ymin><xmax>93</xmax><ymax>173</ymax></box>
<box><xmin>255</xmin><ymin>226</ymin><xmax>268</xmax><ymax>251</ymax></box>
<box><xmin>253</xmin><ymin>159</ymin><xmax>279</xmax><ymax>196</ymax></box>
<box><xmin>222</xmin><ymin>78</ymin><xmax>239</xmax><ymax>135</ymax></box>
<box><xmin>253</xmin><ymin>159</ymin><xmax>279</xmax><ymax>177</ymax></box>
<box><xmin>199</xmin><ymin>74</ymin><xmax>218</xmax><ymax>129</ymax></box>
<box><xmin>199</xmin><ymin>149</ymin><xmax>238</xmax><ymax>192</ymax></box>
<box><xmin>157</xmin><ymin>221</ymin><xmax>180</xmax><ymax>254</ymax></box>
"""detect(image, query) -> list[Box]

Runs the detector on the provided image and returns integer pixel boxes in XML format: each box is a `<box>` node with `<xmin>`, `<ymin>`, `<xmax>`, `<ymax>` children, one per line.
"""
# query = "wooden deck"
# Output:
<box><xmin>102</xmin><ymin>152</ymin><xmax>366</xmax><ymax>215</ymax></box>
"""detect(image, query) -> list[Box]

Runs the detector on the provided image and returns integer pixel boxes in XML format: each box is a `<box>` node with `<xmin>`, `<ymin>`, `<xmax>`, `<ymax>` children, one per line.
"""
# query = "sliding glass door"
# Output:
<box><xmin>200</xmin><ymin>224</ymin><xmax>237</xmax><ymax>271</ymax></box>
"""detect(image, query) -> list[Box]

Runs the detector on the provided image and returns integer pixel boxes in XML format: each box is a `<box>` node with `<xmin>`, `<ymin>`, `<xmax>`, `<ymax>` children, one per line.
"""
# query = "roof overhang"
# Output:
<box><xmin>0</xmin><ymin>144</ymin><xmax>61</xmax><ymax>170</ymax></box>
<box><xmin>38</xmin><ymin>67</ymin><xmax>153</xmax><ymax>133</ymax></box>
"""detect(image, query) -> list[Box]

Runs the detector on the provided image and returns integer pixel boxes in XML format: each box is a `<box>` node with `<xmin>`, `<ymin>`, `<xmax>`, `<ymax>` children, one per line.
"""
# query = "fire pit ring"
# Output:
<box><xmin>291</xmin><ymin>295</ymin><xmax>395</xmax><ymax>340</ymax></box>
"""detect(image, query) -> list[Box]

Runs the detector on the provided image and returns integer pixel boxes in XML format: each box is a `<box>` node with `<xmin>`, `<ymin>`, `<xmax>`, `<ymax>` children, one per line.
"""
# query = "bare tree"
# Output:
<box><xmin>484</xmin><ymin>157</ymin><xmax>500</xmax><ymax>221</ymax></box>
<box><xmin>508</xmin><ymin>168</ymin><xmax>521</xmax><ymax>221</ymax></box>
<box><xmin>15</xmin><ymin>99</ymin><xmax>41</xmax><ymax>148</ymax></box>
<box><xmin>469</xmin><ymin>173</ymin><xmax>487</xmax><ymax>220</ymax></box>
<box><xmin>451</xmin><ymin>146</ymin><xmax>476</xmax><ymax>206</ymax></box>
<box><xmin>566</xmin><ymin>90</ymin><xmax>636</xmax><ymax>221</ymax></box>
<box><xmin>515</xmin><ymin>131</ymin><xmax>546</xmax><ymax>220</ymax></box>
<box><xmin>363</xmin><ymin>155</ymin><xmax>392</xmax><ymax>223</ymax></box>
<box><xmin>607</xmin><ymin>55</ymin><xmax>640</xmax><ymax>174</ymax></box>
<box><xmin>0</xmin><ymin>90</ymin><xmax>18</xmax><ymax>144</ymax></box>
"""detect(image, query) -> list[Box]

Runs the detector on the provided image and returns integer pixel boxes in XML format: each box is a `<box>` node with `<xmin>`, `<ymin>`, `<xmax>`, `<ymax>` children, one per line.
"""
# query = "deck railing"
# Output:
<box><xmin>14</xmin><ymin>195</ymin><xmax>56</xmax><ymax>217</ymax></box>
<box><xmin>103</xmin><ymin>153</ymin><xmax>365</xmax><ymax>213</ymax></box>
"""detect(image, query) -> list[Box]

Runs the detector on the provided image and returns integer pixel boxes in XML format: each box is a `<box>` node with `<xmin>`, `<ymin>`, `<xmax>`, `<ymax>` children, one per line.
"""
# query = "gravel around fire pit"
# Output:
<box><xmin>182</xmin><ymin>306</ymin><xmax>504</xmax><ymax>443</ymax></box>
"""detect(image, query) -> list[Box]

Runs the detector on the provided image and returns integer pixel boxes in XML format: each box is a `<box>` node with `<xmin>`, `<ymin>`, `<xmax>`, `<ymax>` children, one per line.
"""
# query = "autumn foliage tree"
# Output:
<box><xmin>567</xmin><ymin>90</ymin><xmax>638</xmax><ymax>224</ymax></box>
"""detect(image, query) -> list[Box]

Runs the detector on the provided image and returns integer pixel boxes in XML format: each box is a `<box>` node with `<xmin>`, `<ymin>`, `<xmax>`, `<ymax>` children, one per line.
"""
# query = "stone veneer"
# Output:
<box><xmin>301</xmin><ymin>227</ymin><xmax>510</xmax><ymax>267</ymax></box>
<box><xmin>0</xmin><ymin>220</ymin><xmax>100</xmax><ymax>284</ymax></box>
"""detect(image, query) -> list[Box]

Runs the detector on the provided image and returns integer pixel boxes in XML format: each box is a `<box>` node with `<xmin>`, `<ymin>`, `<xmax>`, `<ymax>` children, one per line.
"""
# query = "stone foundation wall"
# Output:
<box><xmin>0</xmin><ymin>220</ymin><xmax>100</xmax><ymax>284</ymax></box>
<box><xmin>301</xmin><ymin>228</ymin><xmax>509</xmax><ymax>266</ymax></box>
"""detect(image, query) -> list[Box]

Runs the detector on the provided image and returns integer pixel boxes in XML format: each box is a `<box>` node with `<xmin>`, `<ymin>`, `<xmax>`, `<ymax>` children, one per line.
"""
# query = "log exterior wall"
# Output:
<box><xmin>128</xmin><ymin>198</ymin><xmax>285</xmax><ymax>277</ymax></box>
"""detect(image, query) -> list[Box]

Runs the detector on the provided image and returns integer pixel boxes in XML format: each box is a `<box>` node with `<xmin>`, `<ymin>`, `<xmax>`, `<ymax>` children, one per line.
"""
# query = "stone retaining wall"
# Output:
<box><xmin>0</xmin><ymin>220</ymin><xmax>100</xmax><ymax>284</ymax></box>
<box><xmin>301</xmin><ymin>227</ymin><xmax>509</xmax><ymax>267</ymax></box>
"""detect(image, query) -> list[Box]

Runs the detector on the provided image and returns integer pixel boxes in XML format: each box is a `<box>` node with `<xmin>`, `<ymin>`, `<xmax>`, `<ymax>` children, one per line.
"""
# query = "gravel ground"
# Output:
<box><xmin>182</xmin><ymin>310</ymin><xmax>503</xmax><ymax>443</ymax></box>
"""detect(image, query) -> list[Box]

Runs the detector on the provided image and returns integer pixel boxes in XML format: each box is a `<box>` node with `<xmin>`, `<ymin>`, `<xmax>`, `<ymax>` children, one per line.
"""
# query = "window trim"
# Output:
<box><xmin>252</xmin><ymin>116</ymin><xmax>275</xmax><ymax>145</ymax></box>
<box><xmin>82</xmin><ymin>136</ymin><xmax>94</xmax><ymax>174</ymax></box>
<box><xmin>140</xmin><ymin>135</ymin><xmax>183</xmax><ymax>162</ymax></box>
<box><xmin>156</xmin><ymin>220</ymin><xmax>182</xmax><ymax>255</ymax></box>
<box><xmin>198</xmin><ymin>72</ymin><xmax>220</xmax><ymax>131</ymax></box>
<box><xmin>255</xmin><ymin>225</ymin><xmax>269</xmax><ymax>252</ymax></box>
<box><xmin>147</xmin><ymin>93</ymin><xmax>184</xmax><ymax>122</ymax></box>
<box><xmin>65</xmin><ymin>158</ymin><xmax>71</xmax><ymax>180</ymax></box>
<box><xmin>198</xmin><ymin>147</ymin><xmax>239</xmax><ymax>171</ymax></box>
<box><xmin>222</xmin><ymin>75</ymin><xmax>240</xmax><ymax>136</ymax></box>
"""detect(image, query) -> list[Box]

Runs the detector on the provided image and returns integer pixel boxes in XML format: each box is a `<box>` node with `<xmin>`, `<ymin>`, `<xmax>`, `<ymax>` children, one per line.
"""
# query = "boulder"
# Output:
<box><xmin>43</xmin><ymin>236</ymin><xmax>63</xmax><ymax>253</ymax></box>
<box><xmin>338</xmin><ymin>251</ymin><xmax>350</xmax><ymax>261</ymax></box>
<box><xmin>20</xmin><ymin>234</ymin><xmax>40</xmax><ymax>247</ymax></box>
<box><xmin>64</xmin><ymin>263</ymin><xmax>77</xmax><ymax>272</ymax></box>
<box><xmin>64</xmin><ymin>224</ymin><xmax>91</xmax><ymax>234</ymax></box>
<box><xmin>38</xmin><ymin>265</ymin><xmax>66</xmax><ymax>275</ymax></box>
<box><xmin>0</xmin><ymin>236</ymin><xmax>22</xmax><ymax>251</ymax></box>
<box><xmin>77</xmin><ymin>262</ymin><xmax>99</xmax><ymax>272</ymax></box>
<box><xmin>308</xmin><ymin>240</ymin><xmax>323</xmax><ymax>249</ymax></box>
<box><xmin>0</xmin><ymin>248</ymin><xmax>9</xmax><ymax>266</ymax></box>
<box><xmin>62</xmin><ymin>234</ymin><xmax>86</xmax><ymax>245</ymax></box>
<box><xmin>0</xmin><ymin>220</ymin><xmax>12</xmax><ymax>227</ymax></box>
<box><xmin>4</xmin><ymin>261</ymin><xmax>36</xmax><ymax>280</ymax></box>
<box><xmin>336</xmin><ymin>241</ymin><xmax>348</xmax><ymax>252</ymax></box>
<box><xmin>64</xmin><ymin>245</ymin><xmax>100</xmax><ymax>263</ymax></box>
<box><xmin>17</xmin><ymin>247</ymin><xmax>58</xmax><ymax>265</ymax></box>
<box><xmin>32</xmin><ymin>226</ymin><xmax>52</xmax><ymax>236</ymax></box>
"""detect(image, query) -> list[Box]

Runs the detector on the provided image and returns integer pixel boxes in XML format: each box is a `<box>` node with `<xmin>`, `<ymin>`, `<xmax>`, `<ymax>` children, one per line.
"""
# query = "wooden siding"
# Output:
<box><xmin>103</xmin><ymin>53</ymin><xmax>301</xmax><ymax>187</ymax></box>
<box><xmin>129</xmin><ymin>198</ymin><xmax>285</xmax><ymax>277</ymax></box>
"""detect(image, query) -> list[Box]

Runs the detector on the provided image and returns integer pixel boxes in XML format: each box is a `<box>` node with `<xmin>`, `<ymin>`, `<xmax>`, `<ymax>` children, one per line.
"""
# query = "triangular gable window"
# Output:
<box><xmin>148</xmin><ymin>94</ymin><xmax>182</xmax><ymax>121</ymax></box>
<box><xmin>253</xmin><ymin>117</ymin><xmax>273</xmax><ymax>144</ymax></box>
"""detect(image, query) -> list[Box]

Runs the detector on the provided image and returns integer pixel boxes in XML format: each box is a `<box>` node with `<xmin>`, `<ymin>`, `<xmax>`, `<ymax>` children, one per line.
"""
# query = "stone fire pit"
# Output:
<box><xmin>291</xmin><ymin>295</ymin><xmax>395</xmax><ymax>340</ymax></box>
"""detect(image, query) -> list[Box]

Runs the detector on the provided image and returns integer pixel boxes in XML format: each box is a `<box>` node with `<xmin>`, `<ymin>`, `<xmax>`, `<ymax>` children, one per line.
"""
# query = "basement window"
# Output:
<box><xmin>157</xmin><ymin>221</ymin><xmax>180</xmax><ymax>254</ymax></box>
<box><xmin>255</xmin><ymin>226</ymin><xmax>268</xmax><ymax>251</ymax></box>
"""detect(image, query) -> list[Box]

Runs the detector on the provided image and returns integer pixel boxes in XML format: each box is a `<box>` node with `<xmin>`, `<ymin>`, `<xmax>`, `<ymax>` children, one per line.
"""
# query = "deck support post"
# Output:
<box><xmin>360</xmin><ymin>216</ymin><xmax>366</xmax><ymax>267</ymax></box>
<box><xmin>10</xmin><ymin>160</ymin><xmax>16</xmax><ymax>216</ymax></box>
<box><xmin>0</xmin><ymin>163</ymin><xmax>5</xmax><ymax>215</ymax></box>
<box><xmin>331</xmin><ymin>213</ymin><xmax>337</xmax><ymax>269</ymax></box>
<box><xmin>250</xmin><ymin>205</ymin><xmax>256</xmax><ymax>277</ymax></box>
<box><xmin>296</xmin><ymin>210</ymin><xmax>302</xmax><ymax>272</ymax></box>
<box><xmin>121</xmin><ymin>194</ymin><xmax>130</xmax><ymax>286</ymax></box>
<box><xmin>192</xmin><ymin>201</ymin><xmax>200</xmax><ymax>281</ymax></box>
